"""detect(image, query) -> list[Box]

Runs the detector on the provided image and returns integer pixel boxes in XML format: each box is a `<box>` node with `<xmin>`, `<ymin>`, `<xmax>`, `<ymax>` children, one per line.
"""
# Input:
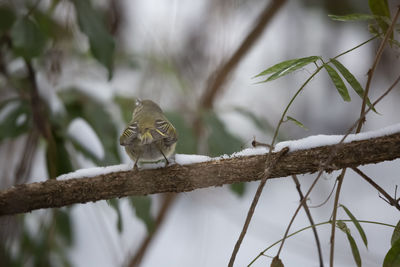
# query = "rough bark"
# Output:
<box><xmin>0</xmin><ymin>132</ymin><xmax>399</xmax><ymax>216</ymax></box>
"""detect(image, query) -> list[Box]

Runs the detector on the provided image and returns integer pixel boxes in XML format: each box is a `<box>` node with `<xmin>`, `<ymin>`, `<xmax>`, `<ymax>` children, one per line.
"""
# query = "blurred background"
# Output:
<box><xmin>0</xmin><ymin>0</ymin><xmax>399</xmax><ymax>266</ymax></box>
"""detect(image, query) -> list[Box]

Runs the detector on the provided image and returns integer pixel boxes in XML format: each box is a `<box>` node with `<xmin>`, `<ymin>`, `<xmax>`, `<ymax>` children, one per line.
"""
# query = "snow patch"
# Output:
<box><xmin>274</xmin><ymin>123</ymin><xmax>400</xmax><ymax>152</ymax></box>
<box><xmin>67</xmin><ymin>118</ymin><xmax>105</xmax><ymax>160</ymax></box>
<box><xmin>175</xmin><ymin>154</ymin><xmax>212</xmax><ymax>165</ymax></box>
<box><xmin>57</xmin><ymin>164</ymin><xmax>131</xmax><ymax>180</ymax></box>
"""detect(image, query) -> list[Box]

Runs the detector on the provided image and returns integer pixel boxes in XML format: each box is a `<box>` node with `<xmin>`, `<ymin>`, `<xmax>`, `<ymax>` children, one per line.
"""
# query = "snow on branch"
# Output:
<box><xmin>1</xmin><ymin>129</ymin><xmax>400</xmax><ymax>216</ymax></box>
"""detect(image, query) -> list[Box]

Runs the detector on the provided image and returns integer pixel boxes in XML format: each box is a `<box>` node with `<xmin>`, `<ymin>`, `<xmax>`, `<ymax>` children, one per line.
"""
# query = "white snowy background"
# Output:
<box><xmin>2</xmin><ymin>0</ymin><xmax>400</xmax><ymax>267</ymax></box>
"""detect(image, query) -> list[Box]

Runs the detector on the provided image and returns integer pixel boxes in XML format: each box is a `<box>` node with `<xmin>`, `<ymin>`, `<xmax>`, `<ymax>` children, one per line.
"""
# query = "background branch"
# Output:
<box><xmin>1</xmin><ymin>132</ymin><xmax>399</xmax><ymax>216</ymax></box>
<box><xmin>291</xmin><ymin>175</ymin><xmax>324</xmax><ymax>267</ymax></box>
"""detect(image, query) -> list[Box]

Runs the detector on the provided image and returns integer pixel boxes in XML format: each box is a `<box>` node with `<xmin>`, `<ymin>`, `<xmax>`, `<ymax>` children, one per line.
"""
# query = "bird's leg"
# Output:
<box><xmin>158</xmin><ymin>148</ymin><xmax>169</xmax><ymax>167</ymax></box>
<box><xmin>133</xmin><ymin>153</ymin><xmax>141</xmax><ymax>171</ymax></box>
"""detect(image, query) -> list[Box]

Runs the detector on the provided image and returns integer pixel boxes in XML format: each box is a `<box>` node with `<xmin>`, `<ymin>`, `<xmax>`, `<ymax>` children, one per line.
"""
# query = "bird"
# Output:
<box><xmin>119</xmin><ymin>99</ymin><xmax>177</xmax><ymax>170</ymax></box>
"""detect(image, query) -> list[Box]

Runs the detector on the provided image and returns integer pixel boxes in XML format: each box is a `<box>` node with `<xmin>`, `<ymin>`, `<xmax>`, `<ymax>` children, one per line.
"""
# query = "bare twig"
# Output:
<box><xmin>0</xmin><ymin>131</ymin><xmax>399</xmax><ymax>216</ymax></box>
<box><xmin>15</xmin><ymin>130</ymin><xmax>39</xmax><ymax>185</ymax></box>
<box><xmin>330</xmin><ymin>8</ymin><xmax>400</xmax><ymax>267</ymax></box>
<box><xmin>352</xmin><ymin>167</ymin><xmax>400</xmax><ymax>211</ymax></box>
<box><xmin>25</xmin><ymin>59</ymin><xmax>57</xmax><ymax>178</ymax></box>
<box><xmin>128</xmin><ymin>193</ymin><xmax>177</xmax><ymax>267</ymax></box>
<box><xmin>291</xmin><ymin>175</ymin><xmax>324</xmax><ymax>267</ymax></box>
<box><xmin>356</xmin><ymin>6</ymin><xmax>400</xmax><ymax>133</ymax></box>
<box><xmin>200</xmin><ymin>0</ymin><xmax>287</xmax><ymax>109</ymax></box>
<box><xmin>228</xmin><ymin>147</ymin><xmax>289</xmax><ymax>267</ymax></box>
<box><xmin>275</xmin><ymin>71</ymin><xmax>400</xmax><ymax>259</ymax></box>
<box><xmin>329</xmin><ymin>169</ymin><xmax>346</xmax><ymax>267</ymax></box>
<box><xmin>308</xmin><ymin>179</ymin><xmax>337</xmax><ymax>208</ymax></box>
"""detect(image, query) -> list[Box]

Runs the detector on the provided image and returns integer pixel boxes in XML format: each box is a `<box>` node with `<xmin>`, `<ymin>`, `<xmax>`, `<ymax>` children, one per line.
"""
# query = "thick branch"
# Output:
<box><xmin>0</xmin><ymin>132</ymin><xmax>400</xmax><ymax>216</ymax></box>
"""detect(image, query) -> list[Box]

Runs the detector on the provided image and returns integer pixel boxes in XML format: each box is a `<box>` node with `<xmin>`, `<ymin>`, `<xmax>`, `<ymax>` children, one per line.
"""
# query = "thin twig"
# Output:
<box><xmin>275</xmin><ymin>70</ymin><xmax>400</xmax><ymax>259</ymax></box>
<box><xmin>356</xmin><ymin>6</ymin><xmax>400</xmax><ymax>133</ymax></box>
<box><xmin>248</xmin><ymin>219</ymin><xmax>395</xmax><ymax>266</ymax></box>
<box><xmin>15</xmin><ymin>130</ymin><xmax>39</xmax><ymax>184</ymax></box>
<box><xmin>291</xmin><ymin>175</ymin><xmax>324</xmax><ymax>267</ymax></box>
<box><xmin>128</xmin><ymin>193</ymin><xmax>177</xmax><ymax>267</ymax></box>
<box><xmin>308</xmin><ymin>179</ymin><xmax>338</xmax><ymax>208</ymax></box>
<box><xmin>329</xmin><ymin>169</ymin><xmax>346</xmax><ymax>267</ymax></box>
<box><xmin>228</xmin><ymin>147</ymin><xmax>289</xmax><ymax>267</ymax></box>
<box><xmin>330</xmin><ymin>8</ymin><xmax>400</xmax><ymax>266</ymax></box>
<box><xmin>352</xmin><ymin>167</ymin><xmax>400</xmax><ymax>211</ymax></box>
<box><xmin>200</xmin><ymin>0</ymin><xmax>287</xmax><ymax>109</ymax></box>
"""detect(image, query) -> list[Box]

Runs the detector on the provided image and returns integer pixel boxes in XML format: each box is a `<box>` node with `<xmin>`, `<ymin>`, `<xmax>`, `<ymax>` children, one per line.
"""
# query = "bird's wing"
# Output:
<box><xmin>119</xmin><ymin>122</ymin><xmax>138</xmax><ymax>146</ymax></box>
<box><xmin>151</xmin><ymin>119</ymin><xmax>177</xmax><ymax>146</ymax></box>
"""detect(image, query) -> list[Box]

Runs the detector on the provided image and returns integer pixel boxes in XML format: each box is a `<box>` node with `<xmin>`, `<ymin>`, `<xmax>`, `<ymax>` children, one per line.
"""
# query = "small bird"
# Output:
<box><xmin>120</xmin><ymin>99</ymin><xmax>177</xmax><ymax>170</ymax></box>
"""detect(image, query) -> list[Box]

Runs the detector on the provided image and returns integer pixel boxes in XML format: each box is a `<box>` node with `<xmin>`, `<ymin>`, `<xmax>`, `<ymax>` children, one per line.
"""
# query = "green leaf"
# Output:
<box><xmin>369</xmin><ymin>0</ymin><xmax>391</xmax><ymax>35</ymax></box>
<box><xmin>203</xmin><ymin>112</ymin><xmax>247</xmax><ymax>196</ymax></box>
<box><xmin>346</xmin><ymin>232</ymin><xmax>362</xmax><ymax>267</ymax></box>
<box><xmin>271</xmin><ymin>256</ymin><xmax>284</xmax><ymax>267</ymax></box>
<box><xmin>391</xmin><ymin>220</ymin><xmax>400</xmax><ymax>246</ymax></box>
<box><xmin>330</xmin><ymin>59</ymin><xmax>376</xmax><ymax>113</ymax></box>
<box><xmin>114</xmin><ymin>96</ymin><xmax>136</xmax><ymax>123</ymax></box>
<box><xmin>46</xmin><ymin>132</ymin><xmax>74</xmax><ymax>178</ymax></box>
<box><xmin>0</xmin><ymin>100</ymin><xmax>31</xmax><ymax>141</ymax></box>
<box><xmin>32</xmin><ymin>9</ymin><xmax>71</xmax><ymax>41</ymax></box>
<box><xmin>55</xmin><ymin>209</ymin><xmax>73</xmax><ymax>246</ymax></box>
<box><xmin>0</xmin><ymin>5</ymin><xmax>16</xmax><ymax>34</ymax></box>
<box><xmin>336</xmin><ymin>220</ymin><xmax>361</xmax><ymax>267</ymax></box>
<box><xmin>108</xmin><ymin>199</ymin><xmax>123</xmax><ymax>233</ymax></box>
<box><xmin>286</xmin><ymin>116</ymin><xmax>307</xmax><ymax>130</ymax></box>
<box><xmin>384</xmin><ymin>238</ymin><xmax>400</xmax><ymax>267</ymax></box>
<box><xmin>130</xmin><ymin>196</ymin><xmax>155</xmax><ymax>234</ymax></box>
<box><xmin>233</xmin><ymin>107</ymin><xmax>275</xmax><ymax>134</ymax></box>
<box><xmin>10</xmin><ymin>17</ymin><xmax>47</xmax><ymax>59</ymax></box>
<box><xmin>203</xmin><ymin>111</ymin><xmax>243</xmax><ymax>157</ymax></box>
<box><xmin>328</xmin><ymin>13</ymin><xmax>376</xmax><ymax>22</ymax></box>
<box><xmin>230</xmin><ymin>183</ymin><xmax>245</xmax><ymax>197</ymax></box>
<box><xmin>73</xmin><ymin>0</ymin><xmax>115</xmax><ymax>78</ymax></box>
<box><xmin>336</xmin><ymin>220</ymin><xmax>350</xmax><ymax>234</ymax></box>
<box><xmin>255</xmin><ymin>56</ymin><xmax>320</xmax><ymax>82</ymax></box>
<box><xmin>369</xmin><ymin>0</ymin><xmax>390</xmax><ymax>19</ymax></box>
<box><xmin>340</xmin><ymin>204</ymin><xmax>368</xmax><ymax>248</ymax></box>
<box><xmin>324</xmin><ymin>64</ymin><xmax>351</xmax><ymax>102</ymax></box>
<box><xmin>165</xmin><ymin>111</ymin><xmax>197</xmax><ymax>154</ymax></box>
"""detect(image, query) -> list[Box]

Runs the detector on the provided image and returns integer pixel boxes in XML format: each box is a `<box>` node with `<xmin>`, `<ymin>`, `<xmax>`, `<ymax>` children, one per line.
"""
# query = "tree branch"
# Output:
<box><xmin>200</xmin><ymin>0</ymin><xmax>287</xmax><ymax>109</ymax></box>
<box><xmin>0</xmin><ymin>132</ymin><xmax>399</xmax><ymax>216</ymax></box>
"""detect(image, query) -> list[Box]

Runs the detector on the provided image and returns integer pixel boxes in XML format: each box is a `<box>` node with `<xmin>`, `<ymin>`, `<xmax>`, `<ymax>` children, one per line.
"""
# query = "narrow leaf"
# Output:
<box><xmin>262</xmin><ymin>56</ymin><xmax>320</xmax><ymax>82</ymax></box>
<box><xmin>346</xmin><ymin>232</ymin><xmax>362</xmax><ymax>267</ymax></box>
<box><xmin>55</xmin><ymin>209</ymin><xmax>73</xmax><ymax>246</ymax></box>
<box><xmin>383</xmin><ymin>238</ymin><xmax>400</xmax><ymax>267</ymax></box>
<box><xmin>286</xmin><ymin>116</ymin><xmax>307</xmax><ymax>130</ymax></box>
<box><xmin>203</xmin><ymin>111</ymin><xmax>242</xmax><ymax>157</ymax></box>
<box><xmin>328</xmin><ymin>13</ymin><xmax>376</xmax><ymax>22</ymax></box>
<box><xmin>336</xmin><ymin>220</ymin><xmax>351</xmax><ymax>234</ymax></box>
<box><xmin>73</xmin><ymin>0</ymin><xmax>115</xmax><ymax>78</ymax></box>
<box><xmin>330</xmin><ymin>59</ymin><xmax>376</xmax><ymax>112</ymax></box>
<box><xmin>369</xmin><ymin>0</ymin><xmax>391</xmax><ymax>35</ymax></box>
<box><xmin>324</xmin><ymin>64</ymin><xmax>351</xmax><ymax>102</ymax></box>
<box><xmin>0</xmin><ymin>5</ymin><xmax>16</xmax><ymax>34</ymax></box>
<box><xmin>340</xmin><ymin>204</ymin><xmax>368</xmax><ymax>248</ymax></box>
<box><xmin>254</xmin><ymin>56</ymin><xmax>320</xmax><ymax>80</ymax></box>
<box><xmin>130</xmin><ymin>196</ymin><xmax>155</xmax><ymax>234</ymax></box>
<box><xmin>391</xmin><ymin>220</ymin><xmax>400</xmax><ymax>246</ymax></box>
<box><xmin>368</xmin><ymin>0</ymin><xmax>390</xmax><ymax>19</ymax></box>
<box><xmin>254</xmin><ymin>58</ymin><xmax>302</xmax><ymax>77</ymax></box>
